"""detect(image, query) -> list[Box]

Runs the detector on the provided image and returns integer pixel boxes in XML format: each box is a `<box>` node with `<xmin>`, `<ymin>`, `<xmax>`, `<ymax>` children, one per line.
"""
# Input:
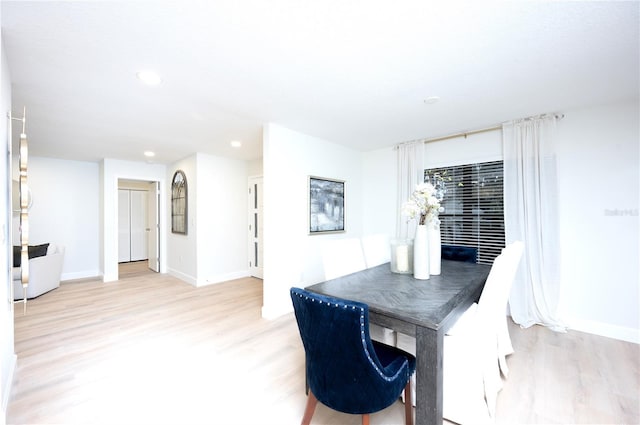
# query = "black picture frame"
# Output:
<box><xmin>309</xmin><ymin>176</ymin><xmax>345</xmax><ymax>234</ymax></box>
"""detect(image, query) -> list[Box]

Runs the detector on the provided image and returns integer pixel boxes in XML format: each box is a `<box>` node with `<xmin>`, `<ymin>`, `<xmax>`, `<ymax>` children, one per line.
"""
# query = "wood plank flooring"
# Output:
<box><xmin>7</xmin><ymin>268</ymin><xmax>639</xmax><ymax>424</ymax></box>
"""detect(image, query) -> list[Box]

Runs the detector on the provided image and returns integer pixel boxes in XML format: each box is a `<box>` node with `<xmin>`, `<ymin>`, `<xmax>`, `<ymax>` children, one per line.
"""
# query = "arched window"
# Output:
<box><xmin>171</xmin><ymin>170</ymin><xmax>188</xmax><ymax>234</ymax></box>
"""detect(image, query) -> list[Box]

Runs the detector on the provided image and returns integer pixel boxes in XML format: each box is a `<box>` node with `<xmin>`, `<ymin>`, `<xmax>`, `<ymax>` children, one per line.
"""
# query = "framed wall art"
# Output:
<box><xmin>309</xmin><ymin>176</ymin><xmax>345</xmax><ymax>234</ymax></box>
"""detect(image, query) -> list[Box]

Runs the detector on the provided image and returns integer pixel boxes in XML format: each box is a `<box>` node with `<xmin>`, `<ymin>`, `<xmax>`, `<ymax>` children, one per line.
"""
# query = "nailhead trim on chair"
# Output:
<box><xmin>294</xmin><ymin>291</ymin><xmax>406</xmax><ymax>382</ymax></box>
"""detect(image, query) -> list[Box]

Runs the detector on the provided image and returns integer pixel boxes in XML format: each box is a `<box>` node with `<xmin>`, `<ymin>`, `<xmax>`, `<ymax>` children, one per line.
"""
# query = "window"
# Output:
<box><xmin>425</xmin><ymin>161</ymin><xmax>504</xmax><ymax>264</ymax></box>
<box><xmin>171</xmin><ymin>170</ymin><xmax>188</xmax><ymax>234</ymax></box>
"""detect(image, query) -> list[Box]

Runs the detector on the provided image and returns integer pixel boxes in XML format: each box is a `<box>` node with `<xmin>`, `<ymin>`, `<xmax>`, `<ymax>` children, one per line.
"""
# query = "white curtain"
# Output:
<box><xmin>502</xmin><ymin>115</ymin><xmax>566</xmax><ymax>332</ymax></box>
<box><xmin>396</xmin><ymin>141</ymin><xmax>424</xmax><ymax>239</ymax></box>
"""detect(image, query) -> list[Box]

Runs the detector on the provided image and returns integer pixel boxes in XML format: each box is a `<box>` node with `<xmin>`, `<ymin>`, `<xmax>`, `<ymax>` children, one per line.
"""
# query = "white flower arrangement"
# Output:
<box><xmin>402</xmin><ymin>182</ymin><xmax>443</xmax><ymax>226</ymax></box>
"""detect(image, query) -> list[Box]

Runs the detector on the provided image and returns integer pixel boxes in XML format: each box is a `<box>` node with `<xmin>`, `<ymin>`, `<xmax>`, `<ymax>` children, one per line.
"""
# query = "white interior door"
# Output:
<box><xmin>130</xmin><ymin>190</ymin><xmax>148</xmax><ymax>261</ymax></box>
<box><xmin>118</xmin><ymin>189</ymin><xmax>131</xmax><ymax>263</ymax></box>
<box><xmin>248</xmin><ymin>176</ymin><xmax>263</xmax><ymax>278</ymax></box>
<box><xmin>147</xmin><ymin>182</ymin><xmax>160</xmax><ymax>272</ymax></box>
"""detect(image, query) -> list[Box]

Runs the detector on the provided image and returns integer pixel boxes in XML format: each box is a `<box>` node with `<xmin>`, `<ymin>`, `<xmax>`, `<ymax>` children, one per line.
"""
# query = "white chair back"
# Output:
<box><xmin>361</xmin><ymin>234</ymin><xmax>390</xmax><ymax>268</ymax></box>
<box><xmin>321</xmin><ymin>238</ymin><xmax>367</xmax><ymax>280</ymax></box>
<box><xmin>476</xmin><ymin>241</ymin><xmax>524</xmax><ymax>325</ymax></box>
<box><xmin>321</xmin><ymin>237</ymin><xmax>395</xmax><ymax>344</ymax></box>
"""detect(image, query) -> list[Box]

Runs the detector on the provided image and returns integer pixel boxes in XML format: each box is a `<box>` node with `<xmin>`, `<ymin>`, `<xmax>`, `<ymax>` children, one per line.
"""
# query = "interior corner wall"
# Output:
<box><xmin>195</xmin><ymin>153</ymin><xmax>249</xmax><ymax>285</ymax></box>
<box><xmin>262</xmin><ymin>123</ymin><xmax>364</xmax><ymax>319</ymax></box>
<box><xmin>247</xmin><ymin>157</ymin><xmax>263</xmax><ymax>176</ymax></box>
<box><xmin>101</xmin><ymin>158</ymin><xmax>167</xmax><ymax>282</ymax></box>
<box><xmin>0</xmin><ymin>37</ymin><xmax>16</xmax><ymax>425</ymax></box>
<box><xmin>166</xmin><ymin>155</ymin><xmax>197</xmax><ymax>284</ymax></box>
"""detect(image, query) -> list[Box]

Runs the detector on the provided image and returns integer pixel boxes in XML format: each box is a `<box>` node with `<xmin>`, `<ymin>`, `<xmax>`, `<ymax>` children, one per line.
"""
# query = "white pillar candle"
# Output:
<box><xmin>396</xmin><ymin>245</ymin><xmax>409</xmax><ymax>272</ymax></box>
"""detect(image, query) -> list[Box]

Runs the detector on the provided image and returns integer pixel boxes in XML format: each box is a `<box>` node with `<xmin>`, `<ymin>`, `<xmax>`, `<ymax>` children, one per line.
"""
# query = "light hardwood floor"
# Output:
<box><xmin>7</xmin><ymin>265</ymin><xmax>639</xmax><ymax>424</ymax></box>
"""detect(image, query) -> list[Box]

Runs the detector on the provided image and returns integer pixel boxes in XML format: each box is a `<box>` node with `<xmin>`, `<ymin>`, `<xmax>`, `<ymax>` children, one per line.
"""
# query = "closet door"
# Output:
<box><xmin>130</xmin><ymin>190</ymin><xmax>148</xmax><ymax>261</ymax></box>
<box><xmin>118</xmin><ymin>190</ymin><xmax>131</xmax><ymax>263</ymax></box>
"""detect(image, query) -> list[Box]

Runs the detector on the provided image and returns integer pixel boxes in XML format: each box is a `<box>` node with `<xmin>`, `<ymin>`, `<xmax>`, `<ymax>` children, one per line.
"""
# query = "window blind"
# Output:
<box><xmin>425</xmin><ymin>161</ymin><xmax>505</xmax><ymax>265</ymax></box>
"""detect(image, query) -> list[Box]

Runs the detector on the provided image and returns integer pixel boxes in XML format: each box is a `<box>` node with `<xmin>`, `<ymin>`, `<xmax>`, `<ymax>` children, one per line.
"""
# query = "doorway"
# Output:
<box><xmin>248</xmin><ymin>176</ymin><xmax>263</xmax><ymax>279</ymax></box>
<box><xmin>118</xmin><ymin>179</ymin><xmax>160</xmax><ymax>273</ymax></box>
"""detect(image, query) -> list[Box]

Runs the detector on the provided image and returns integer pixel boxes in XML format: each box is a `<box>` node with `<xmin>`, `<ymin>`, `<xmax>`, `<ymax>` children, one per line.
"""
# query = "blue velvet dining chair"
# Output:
<box><xmin>290</xmin><ymin>287</ymin><xmax>416</xmax><ymax>425</ymax></box>
<box><xmin>441</xmin><ymin>244</ymin><xmax>478</xmax><ymax>263</ymax></box>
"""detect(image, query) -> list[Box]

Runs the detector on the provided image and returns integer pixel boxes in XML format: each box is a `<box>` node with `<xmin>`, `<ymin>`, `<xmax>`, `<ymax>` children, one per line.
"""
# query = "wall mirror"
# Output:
<box><xmin>171</xmin><ymin>170</ymin><xmax>188</xmax><ymax>234</ymax></box>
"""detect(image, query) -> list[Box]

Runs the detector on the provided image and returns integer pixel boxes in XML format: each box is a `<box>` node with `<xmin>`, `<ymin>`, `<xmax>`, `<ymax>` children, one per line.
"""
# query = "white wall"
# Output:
<box><xmin>119</xmin><ymin>179</ymin><xmax>152</xmax><ymax>191</ymax></box>
<box><xmin>101</xmin><ymin>159</ymin><xmax>167</xmax><ymax>282</ymax></box>
<box><xmin>361</xmin><ymin>100</ymin><xmax>640</xmax><ymax>343</ymax></box>
<box><xmin>195</xmin><ymin>153</ymin><xmax>249</xmax><ymax>285</ymax></box>
<box><xmin>262</xmin><ymin>123</ymin><xmax>364</xmax><ymax>318</ymax></box>
<box><xmin>0</xmin><ymin>38</ymin><xmax>15</xmax><ymax>425</ymax></box>
<box><xmin>247</xmin><ymin>158</ymin><xmax>263</xmax><ymax>176</ymax></box>
<box><xmin>556</xmin><ymin>100</ymin><xmax>639</xmax><ymax>342</ymax></box>
<box><xmin>1</xmin><ymin>151</ymin><xmax>250</xmax><ymax>288</ymax></box>
<box><xmin>17</xmin><ymin>157</ymin><xmax>101</xmax><ymax>280</ymax></box>
<box><xmin>361</xmin><ymin>148</ymin><xmax>396</xmax><ymax>237</ymax></box>
<box><xmin>166</xmin><ymin>153</ymin><xmax>249</xmax><ymax>286</ymax></box>
<box><xmin>423</xmin><ymin>129</ymin><xmax>503</xmax><ymax>168</ymax></box>
<box><xmin>7</xmin><ymin>157</ymin><xmax>165</xmax><ymax>282</ymax></box>
<box><xmin>166</xmin><ymin>156</ymin><xmax>198</xmax><ymax>284</ymax></box>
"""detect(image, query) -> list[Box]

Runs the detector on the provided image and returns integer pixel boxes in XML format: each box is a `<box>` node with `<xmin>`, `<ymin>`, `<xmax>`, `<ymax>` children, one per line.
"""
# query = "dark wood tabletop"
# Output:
<box><xmin>307</xmin><ymin>260</ymin><xmax>490</xmax><ymax>332</ymax></box>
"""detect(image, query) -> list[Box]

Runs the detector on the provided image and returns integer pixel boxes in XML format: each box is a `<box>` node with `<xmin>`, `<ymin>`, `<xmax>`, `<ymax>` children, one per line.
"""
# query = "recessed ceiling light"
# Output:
<box><xmin>144</xmin><ymin>151</ymin><xmax>155</xmax><ymax>157</ymax></box>
<box><xmin>424</xmin><ymin>96</ymin><xmax>440</xmax><ymax>104</ymax></box>
<box><xmin>230</xmin><ymin>140</ymin><xmax>242</xmax><ymax>148</ymax></box>
<box><xmin>136</xmin><ymin>70</ymin><xmax>162</xmax><ymax>86</ymax></box>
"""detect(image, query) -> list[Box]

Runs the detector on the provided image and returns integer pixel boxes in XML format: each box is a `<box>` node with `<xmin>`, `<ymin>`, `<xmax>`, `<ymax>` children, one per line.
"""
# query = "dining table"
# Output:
<box><xmin>306</xmin><ymin>259</ymin><xmax>491</xmax><ymax>425</ymax></box>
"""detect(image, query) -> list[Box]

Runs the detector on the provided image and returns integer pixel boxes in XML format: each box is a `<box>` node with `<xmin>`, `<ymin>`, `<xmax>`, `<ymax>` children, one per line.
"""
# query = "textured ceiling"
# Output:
<box><xmin>2</xmin><ymin>1</ymin><xmax>638</xmax><ymax>164</ymax></box>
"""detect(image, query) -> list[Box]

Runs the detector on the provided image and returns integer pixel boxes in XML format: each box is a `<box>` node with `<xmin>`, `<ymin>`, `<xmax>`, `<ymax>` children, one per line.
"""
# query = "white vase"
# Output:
<box><xmin>429</xmin><ymin>221</ymin><xmax>441</xmax><ymax>275</ymax></box>
<box><xmin>413</xmin><ymin>224</ymin><xmax>430</xmax><ymax>280</ymax></box>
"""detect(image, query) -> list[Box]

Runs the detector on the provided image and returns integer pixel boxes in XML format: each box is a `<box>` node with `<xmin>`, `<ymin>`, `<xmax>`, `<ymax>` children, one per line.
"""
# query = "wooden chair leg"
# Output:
<box><xmin>361</xmin><ymin>413</ymin><xmax>370</xmax><ymax>425</ymax></box>
<box><xmin>404</xmin><ymin>381</ymin><xmax>413</xmax><ymax>425</ymax></box>
<box><xmin>301</xmin><ymin>390</ymin><xmax>318</xmax><ymax>425</ymax></box>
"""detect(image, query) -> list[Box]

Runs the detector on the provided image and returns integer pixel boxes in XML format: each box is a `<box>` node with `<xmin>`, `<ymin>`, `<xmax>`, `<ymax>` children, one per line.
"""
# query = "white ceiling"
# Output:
<box><xmin>1</xmin><ymin>1</ymin><xmax>638</xmax><ymax>164</ymax></box>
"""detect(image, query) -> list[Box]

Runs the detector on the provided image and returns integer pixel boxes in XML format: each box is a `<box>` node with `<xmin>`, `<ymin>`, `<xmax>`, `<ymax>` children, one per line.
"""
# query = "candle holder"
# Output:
<box><xmin>390</xmin><ymin>239</ymin><xmax>413</xmax><ymax>274</ymax></box>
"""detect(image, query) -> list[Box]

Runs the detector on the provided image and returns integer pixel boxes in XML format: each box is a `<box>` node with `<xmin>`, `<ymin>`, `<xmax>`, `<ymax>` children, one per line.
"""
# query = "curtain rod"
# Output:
<box><xmin>422</xmin><ymin>124</ymin><xmax>501</xmax><ymax>144</ymax></box>
<box><xmin>397</xmin><ymin>113</ymin><xmax>565</xmax><ymax>146</ymax></box>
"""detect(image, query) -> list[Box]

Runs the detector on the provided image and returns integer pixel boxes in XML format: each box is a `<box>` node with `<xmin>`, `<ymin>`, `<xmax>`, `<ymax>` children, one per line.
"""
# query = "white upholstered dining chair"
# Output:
<box><xmin>361</xmin><ymin>233</ymin><xmax>391</xmax><ymax>268</ymax></box>
<box><xmin>397</xmin><ymin>240</ymin><xmax>525</xmax><ymax>424</ymax></box>
<box><xmin>321</xmin><ymin>238</ymin><xmax>367</xmax><ymax>281</ymax></box>
<box><xmin>321</xmin><ymin>237</ymin><xmax>396</xmax><ymax>345</ymax></box>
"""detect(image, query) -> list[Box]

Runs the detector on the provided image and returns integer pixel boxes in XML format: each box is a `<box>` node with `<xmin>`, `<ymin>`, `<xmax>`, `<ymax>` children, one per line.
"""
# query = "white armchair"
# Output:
<box><xmin>13</xmin><ymin>244</ymin><xmax>65</xmax><ymax>300</ymax></box>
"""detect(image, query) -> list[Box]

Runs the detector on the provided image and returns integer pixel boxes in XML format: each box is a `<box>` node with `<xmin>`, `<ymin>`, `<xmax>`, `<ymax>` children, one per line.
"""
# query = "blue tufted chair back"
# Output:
<box><xmin>441</xmin><ymin>244</ymin><xmax>478</xmax><ymax>263</ymax></box>
<box><xmin>290</xmin><ymin>287</ymin><xmax>415</xmax><ymax>415</ymax></box>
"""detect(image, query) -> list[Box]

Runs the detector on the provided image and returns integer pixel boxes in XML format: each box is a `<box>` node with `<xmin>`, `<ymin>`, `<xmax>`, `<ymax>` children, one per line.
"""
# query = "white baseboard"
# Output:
<box><xmin>197</xmin><ymin>270</ymin><xmax>251</xmax><ymax>287</ymax></box>
<box><xmin>61</xmin><ymin>270</ymin><xmax>102</xmax><ymax>281</ymax></box>
<box><xmin>262</xmin><ymin>303</ymin><xmax>293</xmax><ymax>320</ymax></box>
<box><xmin>569</xmin><ymin>318</ymin><xmax>640</xmax><ymax>344</ymax></box>
<box><xmin>167</xmin><ymin>268</ymin><xmax>197</xmax><ymax>286</ymax></box>
<box><xmin>168</xmin><ymin>269</ymin><xmax>252</xmax><ymax>287</ymax></box>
